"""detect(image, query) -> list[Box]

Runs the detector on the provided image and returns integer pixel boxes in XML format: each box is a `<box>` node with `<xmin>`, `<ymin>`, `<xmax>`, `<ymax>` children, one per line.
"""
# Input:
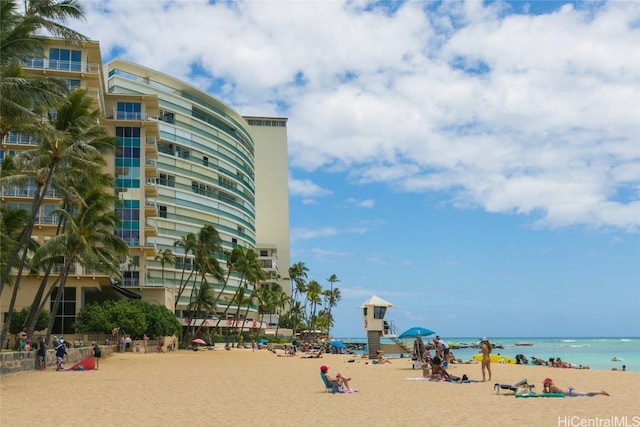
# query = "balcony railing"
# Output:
<box><xmin>106</xmin><ymin>110</ymin><xmax>150</xmax><ymax>121</ymax></box>
<box><xmin>1</xmin><ymin>186</ymin><xmax>59</xmax><ymax>198</ymax></box>
<box><xmin>4</xmin><ymin>133</ymin><xmax>39</xmax><ymax>145</ymax></box>
<box><xmin>21</xmin><ymin>58</ymin><xmax>101</xmax><ymax>73</ymax></box>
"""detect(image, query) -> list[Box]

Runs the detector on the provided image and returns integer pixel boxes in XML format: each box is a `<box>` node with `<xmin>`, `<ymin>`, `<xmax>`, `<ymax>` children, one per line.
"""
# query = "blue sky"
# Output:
<box><xmin>77</xmin><ymin>0</ymin><xmax>639</xmax><ymax>338</ymax></box>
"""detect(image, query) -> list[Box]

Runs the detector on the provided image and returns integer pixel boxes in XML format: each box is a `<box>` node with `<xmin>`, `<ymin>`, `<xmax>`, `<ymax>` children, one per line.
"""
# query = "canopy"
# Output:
<box><xmin>398</xmin><ymin>327</ymin><xmax>436</xmax><ymax>339</ymax></box>
<box><xmin>329</xmin><ymin>340</ymin><xmax>345</xmax><ymax>349</ymax></box>
<box><xmin>359</xmin><ymin>295</ymin><xmax>393</xmax><ymax>308</ymax></box>
<box><xmin>257</xmin><ymin>338</ymin><xmax>269</xmax><ymax>344</ymax></box>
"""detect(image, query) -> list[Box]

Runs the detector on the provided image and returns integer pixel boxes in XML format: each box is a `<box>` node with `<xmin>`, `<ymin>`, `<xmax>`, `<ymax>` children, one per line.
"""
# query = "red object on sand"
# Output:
<box><xmin>67</xmin><ymin>356</ymin><xmax>95</xmax><ymax>371</ymax></box>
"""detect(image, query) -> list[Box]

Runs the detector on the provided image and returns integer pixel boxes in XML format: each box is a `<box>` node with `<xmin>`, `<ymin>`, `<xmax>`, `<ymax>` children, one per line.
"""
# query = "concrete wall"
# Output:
<box><xmin>0</xmin><ymin>344</ymin><xmax>116</xmax><ymax>376</ymax></box>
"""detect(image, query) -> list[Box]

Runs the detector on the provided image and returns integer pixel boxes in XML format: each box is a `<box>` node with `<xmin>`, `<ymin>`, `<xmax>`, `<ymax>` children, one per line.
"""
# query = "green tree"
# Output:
<box><xmin>154</xmin><ymin>248</ymin><xmax>175</xmax><ymax>284</ymax></box>
<box><xmin>173</xmin><ymin>232</ymin><xmax>196</xmax><ymax>311</ymax></box>
<box><xmin>35</xmin><ymin>183</ymin><xmax>127</xmax><ymax>344</ymax></box>
<box><xmin>0</xmin><ymin>0</ymin><xmax>89</xmax><ymax>293</ymax></box>
<box><xmin>288</xmin><ymin>261</ymin><xmax>308</xmax><ymax>306</ymax></box>
<box><xmin>1</xmin><ymin>88</ymin><xmax>116</xmax><ymax>298</ymax></box>
<box><xmin>305</xmin><ymin>280</ymin><xmax>322</xmax><ymax>337</ymax></box>
<box><xmin>9</xmin><ymin>306</ymin><xmax>48</xmax><ymax>335</ymax></box>
<box><xmin>325</xmin><ymin>274</ymin><xmax>340</xmax><ymax>337</ymax></box>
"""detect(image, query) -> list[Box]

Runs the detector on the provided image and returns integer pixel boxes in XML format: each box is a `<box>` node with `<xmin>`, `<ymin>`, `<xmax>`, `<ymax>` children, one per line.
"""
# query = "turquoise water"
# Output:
<box><xmin>335</xmin><ymin>337</ymin><xmax>640</xmax><ymax>372</ymax></box>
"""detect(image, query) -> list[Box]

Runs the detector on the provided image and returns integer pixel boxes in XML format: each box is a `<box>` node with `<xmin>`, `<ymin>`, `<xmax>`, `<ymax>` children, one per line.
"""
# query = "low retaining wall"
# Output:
<box><xmin>0</xmin><ymin>344</ymin><xmax>116</xmax><ymax>376</ymax></box>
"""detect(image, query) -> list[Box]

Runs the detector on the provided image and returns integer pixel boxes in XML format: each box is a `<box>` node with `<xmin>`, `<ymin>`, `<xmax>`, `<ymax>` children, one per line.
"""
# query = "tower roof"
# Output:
<box><xmin>359</xmin><ymin>295</ymin><xmax>393</xmax><ymax>308</ymax></box>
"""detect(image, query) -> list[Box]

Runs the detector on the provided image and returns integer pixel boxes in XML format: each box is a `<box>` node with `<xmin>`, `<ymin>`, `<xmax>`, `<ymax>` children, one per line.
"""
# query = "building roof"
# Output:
<box><xmin>359</xmin><ymin>295</ymin><xmax>393</xmax><ymax>308</ymax></box>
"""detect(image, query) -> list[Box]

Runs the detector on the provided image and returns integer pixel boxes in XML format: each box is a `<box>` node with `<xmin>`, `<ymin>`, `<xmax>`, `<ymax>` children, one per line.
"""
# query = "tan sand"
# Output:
<box><xmin>1</xmin><ymin>350</ymin><xmax>638</xmax><ymax>427</ymax></box>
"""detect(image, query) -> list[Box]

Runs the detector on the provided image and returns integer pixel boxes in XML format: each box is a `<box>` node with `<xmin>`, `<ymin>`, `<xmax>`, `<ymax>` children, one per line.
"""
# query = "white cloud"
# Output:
<box><xmin>288</xmin><ymin>175</ymin><xmax>332</xmax><ymax>198</ymax></box>
<box><xmin>290</xmin><ymin>227</ymin><xmax>339</xmax><ymax>242</ymax></box>
<box><xmin>78</xmin><ymin>0</ymin><xmax>640</xmax><ymax>231</ymax></box>
<box><xmin>345</xmin><ymin>198</ymin><xmax>375</xmax><ymax>208</ymax></box>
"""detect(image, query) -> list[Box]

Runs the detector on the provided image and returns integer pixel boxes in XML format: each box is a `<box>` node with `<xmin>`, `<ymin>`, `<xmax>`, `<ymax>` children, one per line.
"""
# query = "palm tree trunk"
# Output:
<box><xmin>0</xmin><ymin>248</ymin><xmax>29</xmax><ymax>349</ymax></box>
<box><xmin>0</xmin><ymin>165</ymin><xmax>56</xmax><ymax>295</ymax></box>
<box><xmin>44</xmin><ymin>253</ymin><xmax>75</xmax><ymax>345</ymax></box>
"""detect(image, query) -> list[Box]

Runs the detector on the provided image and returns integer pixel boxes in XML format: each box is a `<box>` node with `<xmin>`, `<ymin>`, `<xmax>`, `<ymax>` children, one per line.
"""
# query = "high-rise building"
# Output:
<box><xmin>1</xmin><ymin>39</ymin><xmax>290</xmax><ymax>335</ymax></box>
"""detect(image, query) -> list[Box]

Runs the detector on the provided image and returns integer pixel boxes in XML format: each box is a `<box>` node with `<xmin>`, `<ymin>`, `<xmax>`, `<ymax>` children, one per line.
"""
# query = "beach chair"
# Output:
<box><xmin>320</xmin><ymin>372</ymin><xmax>342</xmax><ymax>394</ymax></box>
<box><xmin>494</xmin><ymin>379</ymin><xmax>534</xmax><ymax>394</ymax></box>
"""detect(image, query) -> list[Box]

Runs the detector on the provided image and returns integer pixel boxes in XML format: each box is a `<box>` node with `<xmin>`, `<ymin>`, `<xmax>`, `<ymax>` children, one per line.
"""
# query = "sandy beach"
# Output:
<box><xmin>1</xmin><ymin>349</ymin><xmax>638</xmax><ymax>427</ymax></box>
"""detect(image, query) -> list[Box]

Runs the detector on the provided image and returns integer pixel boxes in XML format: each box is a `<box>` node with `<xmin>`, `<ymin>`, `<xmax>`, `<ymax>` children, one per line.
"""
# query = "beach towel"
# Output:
<box><xmin>67</xmin><ymin>356</ymin><xmax>95</xmax><ymax>371</ymax></box>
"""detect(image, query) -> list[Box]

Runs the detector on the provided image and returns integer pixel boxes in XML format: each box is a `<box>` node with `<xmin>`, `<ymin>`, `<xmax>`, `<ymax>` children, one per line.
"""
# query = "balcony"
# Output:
<box><xmin>144</xmin><ymin>199</ymin><xmax>158</xmax><ymax>217</ymax></box>
<box><xmin>21</xmin><ymin>58</ymin><xmax>101</xmax><ymax>74</ymax></box>
<box><xmin>144</xmin><ymin>159</ymin><xmax>158</xmax><ymax>179</ymax></box>
<box><xmin>144</xmin><ymin>223</ymin><xmax>158</xmax><ymax>237</ymax></box>
<box><xmin>105</xmin><ymin>110</ymin><xmax>150</xmax><ymax>121</ymax></box>
<box><xmin>145</xmin><ymin>137</ymin><xmax>158</xmax><ymax>158</ymax></box>
<box><xmin>3</xmin><ymin>132</ymin><xmax>39</xmax><ymax>147</ymax></box>
<box><xmin>1</xmin><ymin>186</ymin><xmax>60</xmax><ymax>199</ymax></box>
<box><xmin>144</xmin><ymin>179</ymin><xmax>158</xmax><ymax>198</ymax></box>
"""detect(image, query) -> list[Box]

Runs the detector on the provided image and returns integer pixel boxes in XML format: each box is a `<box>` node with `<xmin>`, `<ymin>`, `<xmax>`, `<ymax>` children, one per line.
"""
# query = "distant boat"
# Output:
<box><xmin>515</xmin><ymin>342</ymin><xmax>534</xmax><ymax>346</ymax></box>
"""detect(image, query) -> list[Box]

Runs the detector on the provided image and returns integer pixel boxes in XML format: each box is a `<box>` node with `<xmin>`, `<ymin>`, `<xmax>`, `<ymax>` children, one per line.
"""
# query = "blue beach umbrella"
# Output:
<box><xmin>330</xmin><ymin>340</ymin><xmax>345</xmax><ymax>349</ymax></box>
<box><xmin>258</xmin><ymin>338</ymin><xmax>269</xmax><ymax>344</ymax></box>
<box><xmin>398</xmin><ymin>327</ymin><xmax>436</xmax><ymax>339</ymax></box>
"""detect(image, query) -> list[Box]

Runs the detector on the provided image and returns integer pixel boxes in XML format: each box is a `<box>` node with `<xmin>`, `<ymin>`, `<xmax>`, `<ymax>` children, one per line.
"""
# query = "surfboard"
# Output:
<box><xmin>472</xmin><ymin>354</ymin><xmax>516</xmax><ymax>364</ymax></box>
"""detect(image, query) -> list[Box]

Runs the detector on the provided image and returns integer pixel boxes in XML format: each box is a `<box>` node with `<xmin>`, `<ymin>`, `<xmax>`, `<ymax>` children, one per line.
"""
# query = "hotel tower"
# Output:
<box><xmin>1</xmin><ymin>39</ymin><xmax>290</xmax><ymax>336</ymax></box>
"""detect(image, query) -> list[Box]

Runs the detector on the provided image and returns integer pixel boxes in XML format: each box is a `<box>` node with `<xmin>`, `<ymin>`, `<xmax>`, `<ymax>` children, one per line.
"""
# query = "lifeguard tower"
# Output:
<box><xmin>360</xmin><ymin>295</ymin><xmax>394</xmax><ymax>360</ymax></box>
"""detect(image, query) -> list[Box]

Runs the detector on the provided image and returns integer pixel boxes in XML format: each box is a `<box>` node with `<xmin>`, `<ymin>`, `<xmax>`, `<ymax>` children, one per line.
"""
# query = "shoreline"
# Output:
<box><xmin>2</xmin><ymin>349</ymin><xmax>638</xmax><ymax>427</ymax></box>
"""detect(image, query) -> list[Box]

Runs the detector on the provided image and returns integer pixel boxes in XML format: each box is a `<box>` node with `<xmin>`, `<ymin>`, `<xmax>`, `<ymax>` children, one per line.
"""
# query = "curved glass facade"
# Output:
<box><xmin>106</xmin><ymin>60</ymin><xmax>256</xmax><ymax>312</ymax></box>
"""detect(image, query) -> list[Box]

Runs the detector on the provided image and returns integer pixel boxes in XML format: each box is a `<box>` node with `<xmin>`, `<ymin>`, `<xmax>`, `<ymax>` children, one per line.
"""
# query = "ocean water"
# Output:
<box><xmin>335</xmin><ymin>337</ymin><xmax>640</xmax><ymax>372</ymax></box>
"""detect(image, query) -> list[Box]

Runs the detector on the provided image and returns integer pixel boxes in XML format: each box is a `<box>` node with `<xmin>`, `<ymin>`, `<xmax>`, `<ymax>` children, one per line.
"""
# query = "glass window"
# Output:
<box><xmin>50</xmin><ymin>286</ymin><xmax>76</xmax><ymax>334</ymax></box>
<box><xmin>48</xmin><ymin>48</ymin><xmax>81</xmax><ymax>71</ymax></box>
<box><xmin>373</xmin><ymin>307</ymin><xmax>386</xmax><ymax>319</ymax></box>
<box><xmin>117</xmin><ymin>102</ymin><xmax>142</xmax><ymax>120</ymax></box>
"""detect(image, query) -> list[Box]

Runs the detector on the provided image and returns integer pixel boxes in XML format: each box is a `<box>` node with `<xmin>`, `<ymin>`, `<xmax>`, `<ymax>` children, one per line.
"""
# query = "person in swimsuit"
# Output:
<box><xmin>543</xmin><ymin>378</ymin><xmax>609</xmax><ymax>396</ymax></box>
<box><xmin>481</xmin><ymin>337</ymin><xmax>492</xmax><ymax>382</ymax></box>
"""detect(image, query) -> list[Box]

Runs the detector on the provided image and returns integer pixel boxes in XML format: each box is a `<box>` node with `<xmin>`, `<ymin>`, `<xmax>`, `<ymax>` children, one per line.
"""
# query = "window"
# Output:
<box><xmin>260</xmin><ymin>250</ymin><xmax>269</xmax><ymax>257</ymax></box>
<box><xmin>159</xmin><ymin>205</ymin><xmax>167</xmax><ymax>218</ymax></box>
<box><xmin>373</xmin><ymin>307</ymin><xmax>386</xmax><ymax>319</ymax></box>
<box><xmin>48</xmin><ymin>48</ymin><xmax>81</xmax><ymax>71</ymax></box>
<box><xmin>66</xmin><ymin>79</ymin><xmax>81</xmax><ymax>91</ymax></box>
<box><xmin>115</xmin><ymin>127</ymin><xmax>141</xmax><ymax>190</ymax></box>
<box><xmin>232</xmin><ymin>238</ymin><xmax>238</xmax><ymax>247</ymax></box>
<box><xmin>51</xmin><ymin>287</ymin><xmax>76</xmax><ymax>334</ymax></box>
<box><xmin>203</xmin><ymin>156</ymin><xmax>209</xmax><ymax>167</ymax></box>
<box><xmin>117</xmin><ymin>102</ymin><xmax>142</xmax><ymax>120</ymax></box>
<box><xmin>158</xmin><ymin>173</ymin><xmax>175</xmax><ymax>187</ymax></box>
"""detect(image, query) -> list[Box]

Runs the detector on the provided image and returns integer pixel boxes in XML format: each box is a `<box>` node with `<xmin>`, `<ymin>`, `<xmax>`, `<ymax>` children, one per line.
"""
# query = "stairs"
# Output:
<box><xmin>389</xmin><ymin>336</ymin><xmax>412</xmax><ymax>354</ymax></box>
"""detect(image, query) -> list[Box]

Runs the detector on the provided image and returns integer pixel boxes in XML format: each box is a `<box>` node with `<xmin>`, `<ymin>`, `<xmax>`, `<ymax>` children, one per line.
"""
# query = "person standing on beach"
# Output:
<box><xmin>37</xmin><ymin>337</ymin><xmax>47</xmax><ymax>370</ymax></box>
<box><xmin>481</xmin><ymin>337</ymin><xmax>492</xmax><ymax>382</ymax></box>
<box><xmin>143</xmin><ymin>334</ymin><xmax>149</xmax><ymax>353</ymax></box>
<box><xmin>92</xmin><ymin>342</ymin><xmax>102</xmax><ymax>370</ymax></box>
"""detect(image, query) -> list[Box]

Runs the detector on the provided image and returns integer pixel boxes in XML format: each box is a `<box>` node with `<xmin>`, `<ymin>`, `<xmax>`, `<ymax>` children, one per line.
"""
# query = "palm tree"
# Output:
<box><xmin>173</xmin><ymin>232</ymin><xmax>196</xmax><ymax>311</ymax></box>
<box><xmin>0</xmin><ymin>0</ymin><xmax>87</xmax><ymax>143</ymax></box>
<box><xmin>189</xmin><ymin>280</ymin><xmax>215</xmax><ymax>341</ymax></box>
<box><xmin>1</xmin><ymin>88</ymin><xmax>115</xmax><ymax>295</ymax></box>
<box><xmin>214</xmin><ymin>247</ymin><xmax>263</xmax><ymax>338</ymax></box>
<box><xmin>288</xmin><ymin>261</ymin><xmax>308</xmax><ymax>304</ymax></box>
<box><xmin>32</xmin><ymin>183</ymin><xmax>127</xmax><ymax>344</ymax></box>
<box><xmin>255</xmin><ymin>284</ymin><xmax>274</xmax><ymax>333</ymax></box>
<box><xmin>323</xmin><ymin>287</ymin><xmax>341</xmax><ymax>338</ymax></box>
<box><xmin>154</xmin><ymin>248</ymin><xmax>175</xmax><ymax>284</ymax></box>
<box><xmin>181</xmin><ymin>225</ymin><xmax>224</xmax><ymax>346</ymax></box>
<box><xmin>305</xmin><ymin>280</ymin><xmax>322</xmax><ymax>338</ymax></box>
<box><xmin>273</xmin><ymin>290</ymin><xmax>290</xmax><ymax>338</ymax></box>
<box><xmin>325</xmin><ymin>274</ymin><xmax>340</xmax><ymax>338</ymax></box>
<box><xmin>12</xmin><ymin>88</ymin><xmax>116</xmax><ymax>338</ymax></box>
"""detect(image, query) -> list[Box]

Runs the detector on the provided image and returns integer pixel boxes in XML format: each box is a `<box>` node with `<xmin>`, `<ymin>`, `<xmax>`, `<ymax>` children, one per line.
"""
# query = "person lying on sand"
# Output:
<box><xmin>542</xmin><ymin>378</ymin><xmax>609</xmax><ymax>396</ymax></box>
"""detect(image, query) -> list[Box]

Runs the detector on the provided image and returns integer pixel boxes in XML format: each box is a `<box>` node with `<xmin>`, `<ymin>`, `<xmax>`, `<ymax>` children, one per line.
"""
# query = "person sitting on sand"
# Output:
<box><xmin>542</xmin><ymin>378</ymin><xmax>609</xmax><ymax>396</ymax></box>
<box><xmin>376</xmin><ymin>350</ymin><xmax>392</xmax><ymax>364</ymax></box>
<box><xmin>430</xmin><ymin>355</ymin><xmax>452</xmax><ymax>380</ymax></box>
<box><xmin>320</xmin><ymin>365</ymin><xmax>353</xmax><ymax>391</ymax></box>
